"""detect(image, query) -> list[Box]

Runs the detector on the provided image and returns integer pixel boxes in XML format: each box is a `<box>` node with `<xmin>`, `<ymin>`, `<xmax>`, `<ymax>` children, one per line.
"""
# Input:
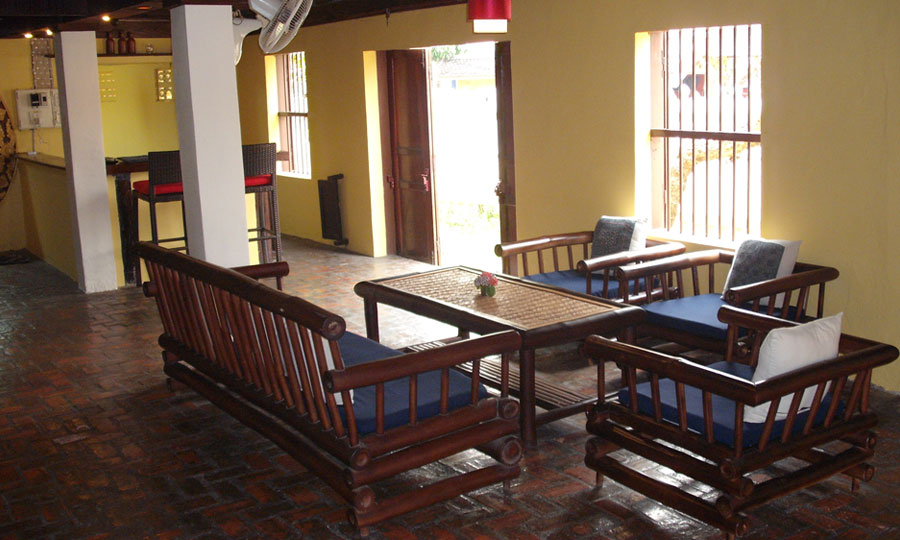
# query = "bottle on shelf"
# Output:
<box><xmin>126</xmin><ymin>32</ymin><xmax>136</xmax><ymax>55</ymax></box>
<box><xmin>117</xmin><ymin>32</ymin><xmax>127</xmax><ymax>55</ymax></box>
<box><xmin>105</xmin><ymin>32</ymin><xmax>116</xmax><ymax>55</ymax></box>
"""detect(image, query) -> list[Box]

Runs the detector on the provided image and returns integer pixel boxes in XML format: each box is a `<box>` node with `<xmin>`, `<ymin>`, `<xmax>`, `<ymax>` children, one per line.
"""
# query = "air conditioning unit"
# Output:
<box><xmin>15</xmin><ymin>89</ymin><xmax>61</xmax><ymax>130</ymax></box>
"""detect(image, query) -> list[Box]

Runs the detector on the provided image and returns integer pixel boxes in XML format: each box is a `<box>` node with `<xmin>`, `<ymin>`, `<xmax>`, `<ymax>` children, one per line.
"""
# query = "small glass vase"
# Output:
<box><xmin>479</xmin><ymin>285</ymin><xmax>496</xmax><ymax>297</ymax></box>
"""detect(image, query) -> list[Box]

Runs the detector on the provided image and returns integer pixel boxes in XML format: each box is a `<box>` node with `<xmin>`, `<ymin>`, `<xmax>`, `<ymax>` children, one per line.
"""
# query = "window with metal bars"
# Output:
<box><xmin>648</xmin><ymin>24</ymin><xmax>761</xmax><ymax>242</ymax></box>
<box><xmin>276</xmin><ymin>51</ymin><xmax>312</xmax><ymax>178</ymax></box>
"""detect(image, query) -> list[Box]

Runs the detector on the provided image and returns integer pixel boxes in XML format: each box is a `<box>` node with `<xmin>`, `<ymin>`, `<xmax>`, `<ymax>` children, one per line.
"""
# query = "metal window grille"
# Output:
<box><xmin>276</xmin><ymin>51</ymin><xmax>311</xmax><ymax>178</ymax></box>
<box><xmin>650</xmin><ymin>25</ymin><xmax>761</xmax><ymax>241</ymax></box>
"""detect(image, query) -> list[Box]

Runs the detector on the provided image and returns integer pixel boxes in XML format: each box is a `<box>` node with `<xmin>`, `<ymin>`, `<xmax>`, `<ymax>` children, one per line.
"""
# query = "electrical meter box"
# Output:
<box><xmin>15</xmin><ymin>89</ymin><xmax>61</xmax><ymax>130</ymax></box>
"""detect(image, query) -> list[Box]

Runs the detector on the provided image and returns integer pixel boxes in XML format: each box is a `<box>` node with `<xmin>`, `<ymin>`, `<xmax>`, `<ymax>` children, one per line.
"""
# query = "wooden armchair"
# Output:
<box><xmin>617</xmin><ymin>249</ymin><xmax>839</xmax><ymax>352</ymax></box>
<box><xmin>137</xmin><ymin>242</ymin><xmax>523</xmax><ymax>533</ymax></box>
<box><xmin>495</xmin><ymin>231</ymin><xmax>684</xmax><ymax>299</ymax></box>
<box><xmin>582</xmin><ymin>306</ymin><xmax>899</xmax><ymax>538</ymax></box>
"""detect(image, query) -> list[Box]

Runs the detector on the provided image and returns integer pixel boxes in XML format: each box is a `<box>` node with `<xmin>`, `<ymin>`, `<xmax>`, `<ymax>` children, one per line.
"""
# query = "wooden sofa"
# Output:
<box><xmin>617</xmin><ymin>249</ymin><xmax>840</xmax><ymax>352</ymax></box>
<box><xmin>136</xmin><ymin>242</ymin><xmax>524</xmax><ymax>533</ymax></box>
<box><xmin>582</xmin><ymin>306</ymin><xmax>899</xmax><ymax>538</ymax></box>
<box><xmin>495</xmin><ymin>231</ymin><xmax>684</xmax><ymax>299</ymax></box>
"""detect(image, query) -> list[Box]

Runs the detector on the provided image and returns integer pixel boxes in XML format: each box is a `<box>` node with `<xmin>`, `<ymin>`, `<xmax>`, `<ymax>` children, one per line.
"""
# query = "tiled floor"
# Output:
<box><xmin>1</xmin><ymin>236</ymin><xmax>899</xmax><ymax>539</ymax></box>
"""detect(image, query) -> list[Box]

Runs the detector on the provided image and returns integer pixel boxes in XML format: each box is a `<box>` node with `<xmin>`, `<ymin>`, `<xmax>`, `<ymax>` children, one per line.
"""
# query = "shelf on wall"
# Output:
<box><xmin>45</xmin><ymin>53</ymin><xmax>172</xmax><ymax>65</ymax></box>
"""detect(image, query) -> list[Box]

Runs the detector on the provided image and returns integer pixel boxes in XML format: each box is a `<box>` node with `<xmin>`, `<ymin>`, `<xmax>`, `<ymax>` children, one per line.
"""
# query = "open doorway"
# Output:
<box><xmin>381</xmin><ymin>42</ymin><xmax>512</xmax><ymax>272</ymax></box>
<box><xmin>429</xmin><ymin>42</ymin><xmax>500</xmax><ymax>271</ymax></box>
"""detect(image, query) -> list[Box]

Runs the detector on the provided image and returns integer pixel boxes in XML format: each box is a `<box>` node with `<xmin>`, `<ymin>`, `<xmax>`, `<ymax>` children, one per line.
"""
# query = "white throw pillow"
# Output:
<box><xmin>743</xmin><ymin>313</ymin><xmax>842</xmax><ymax>423</ymax></box>
<box><xmin>630</xmin><ymin>219</ymin><xmax>648</xmax><ymax>251</ymax></box>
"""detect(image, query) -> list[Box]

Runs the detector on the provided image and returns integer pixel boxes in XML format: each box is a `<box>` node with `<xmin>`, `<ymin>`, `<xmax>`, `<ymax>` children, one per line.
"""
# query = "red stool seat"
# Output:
<box><xmin>133</xmin><ymin>180</ymin><xmax>184</xmax><ymax>196</ymax></box>
<box><xmin>244</xmin><ymin>174</ymin><xmax>273</xmax><ymax>187</ymax></box>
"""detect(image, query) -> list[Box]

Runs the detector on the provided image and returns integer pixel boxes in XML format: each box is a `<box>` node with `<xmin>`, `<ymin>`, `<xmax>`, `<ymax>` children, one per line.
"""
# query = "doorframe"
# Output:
<box><xmin>496</xmin><ymin>41</ymin><xmax>518</xmax><ymax>274</ymax></box>
<box><xmin>376</xmin><ymin>42</ymin><xmax>517</xmax><ymax>266</ymax></box>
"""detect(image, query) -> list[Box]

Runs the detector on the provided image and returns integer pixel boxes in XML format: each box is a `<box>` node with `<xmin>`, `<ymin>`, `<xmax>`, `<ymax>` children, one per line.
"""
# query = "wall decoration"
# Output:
<box><xmin>156</xmin><ymin>68</ymin><xmax>173</xmax><ymax>101</ymax></box>
<box><xmin>99</xmin><ymin>70</ymin><xmax>117</xmax><ymax>102</ymax></box>
<box><xmin>0</xmin><ymin>95</ymin><xmax>17</xmax><ymax>203</ymax></box>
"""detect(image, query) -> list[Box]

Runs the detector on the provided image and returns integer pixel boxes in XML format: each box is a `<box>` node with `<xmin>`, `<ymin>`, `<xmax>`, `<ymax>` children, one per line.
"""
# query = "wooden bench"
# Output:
<box><xmin>136</xmin><ymin>242</ymin><xmax>524</xmax><ymax>533</ymax></box>
<box><xmin>582</xmin><ymin>305</ymin><xmax>899</xmax><ymax>538</ymax></box>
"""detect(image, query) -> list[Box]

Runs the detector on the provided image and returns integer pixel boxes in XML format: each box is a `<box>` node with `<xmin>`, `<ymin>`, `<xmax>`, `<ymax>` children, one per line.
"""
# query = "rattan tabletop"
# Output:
<box><xmin>375</xmin><ymin>267</ymin><xmax>617</xmax><ymax>331</ymax></box>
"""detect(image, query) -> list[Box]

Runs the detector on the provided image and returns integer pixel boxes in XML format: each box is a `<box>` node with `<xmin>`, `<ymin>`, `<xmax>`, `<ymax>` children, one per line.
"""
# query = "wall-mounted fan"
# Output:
<box><xmin>249</xmin><ymin>0</ymin><xmax>314</xmax><ymax>54</ymax></box>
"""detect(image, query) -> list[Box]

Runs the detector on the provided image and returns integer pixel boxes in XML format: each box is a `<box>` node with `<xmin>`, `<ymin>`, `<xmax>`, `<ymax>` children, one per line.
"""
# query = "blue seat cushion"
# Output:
<box><xmin>643</xmin><ymin>293</ymin><xmax>729</xmax><ymax>341</ymax></box>
<box><xmin>643</xmin><ymin>294</ymin><xmax>800</xmax><ymax>341</ymax></box>
<box><xmin>524</xmin><ymin>270</ymin><xmax>643</xmax><ymax>299</ymax></box>
<box><xmin>618</xmin><ymin>360</ymin><xmax>836</xmax><ymax>448</ymax></box>
<box><xmin>337</xmin><ymin>332</ymin><xmax>489</xmax><ymax>435</ymax></box>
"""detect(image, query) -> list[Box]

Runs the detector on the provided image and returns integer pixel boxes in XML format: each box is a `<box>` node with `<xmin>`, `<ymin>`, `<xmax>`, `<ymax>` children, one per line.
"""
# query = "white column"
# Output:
<box><xmin>170</xmin><ymin>4</ymin><xmax>249</xmax><ymax>267</ymax></box>
<box><xmin>55</xmin><ymin>31</ymin><xmax>118</xmax><ymax>293</ymax></box>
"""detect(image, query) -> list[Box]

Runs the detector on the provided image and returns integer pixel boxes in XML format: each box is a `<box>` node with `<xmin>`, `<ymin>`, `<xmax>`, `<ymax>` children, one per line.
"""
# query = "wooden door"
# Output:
<box><xmin>386</xmin><ymin>49</ymin><xmax>436</xmax><ymax>264</ymax></box>
<box><xmin>495</xmin><ymin>41</ymin><xmax>518</xmax><ymax>273</ymax></box>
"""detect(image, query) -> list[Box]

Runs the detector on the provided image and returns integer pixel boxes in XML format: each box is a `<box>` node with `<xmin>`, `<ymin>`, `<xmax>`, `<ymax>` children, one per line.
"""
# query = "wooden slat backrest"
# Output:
<box><xmin>138</xmin><ymin>242</ymin><xmax>357</xmax><ymax>442</ymax></box>
<box><xmin>139</xmin><ymin>242</ymin><xmax>501</xmax><ymax>449</ymax></box>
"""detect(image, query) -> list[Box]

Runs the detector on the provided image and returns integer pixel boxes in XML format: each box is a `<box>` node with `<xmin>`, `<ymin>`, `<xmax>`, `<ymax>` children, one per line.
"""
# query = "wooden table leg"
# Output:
<box><xmin>114</xmin><ymin>173</ymin><xmax>136</xmax><ymax>285</ymax></box>
<box><xmin>519</xmin><ymin>347</ymin><xmax>536</xmax><ymax>448</ymax></box>
<box><xmin>363</xmin><ymin>298</ymin><xmax>380</xmax><ymax>342</ymax></box>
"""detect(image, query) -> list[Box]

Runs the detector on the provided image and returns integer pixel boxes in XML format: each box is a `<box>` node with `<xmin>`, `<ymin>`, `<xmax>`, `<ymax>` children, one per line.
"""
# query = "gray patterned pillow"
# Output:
<box><xmin>723</xmin><ymin>240</ymin><xmax>784</xmax><ymax>290</ymax></box>
<box><xmin>722</xmin><ymin>239</ymin><xmax>801</xmax><ymax>304</ymax></box>
<box><xmin>590</xmin><ymin>217</ymin><xmax>646</xmax><ymax>258</ymax></box>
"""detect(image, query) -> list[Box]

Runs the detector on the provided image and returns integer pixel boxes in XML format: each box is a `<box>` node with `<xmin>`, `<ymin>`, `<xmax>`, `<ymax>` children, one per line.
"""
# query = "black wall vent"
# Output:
<box><xmin>317</xmin><ymin>173</ymin><xmax>348</xmax><ymax>246</ymax></box>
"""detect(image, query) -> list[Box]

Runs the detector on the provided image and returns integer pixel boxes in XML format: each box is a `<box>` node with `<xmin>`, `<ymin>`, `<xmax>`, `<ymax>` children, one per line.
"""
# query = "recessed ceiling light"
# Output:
<box><xmin>23</xmin><ymin>32</ymin><xmax>33</xmax><ymax>38</ymax></box>
<box><xmin>45</xmin><ymin>28</ymin><xmax>53</xmax><ymax>36</ymax></box>
<box><xmin>101</xmin><ymin>14</ymin><xmax>111</xmax><ymax>22</ymax></box>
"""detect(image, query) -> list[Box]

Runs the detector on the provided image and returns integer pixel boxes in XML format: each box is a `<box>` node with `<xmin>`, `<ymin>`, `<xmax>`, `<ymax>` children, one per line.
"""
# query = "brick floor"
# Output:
<box><xmin>0</xmin><ymin>236</ymin><xmax>898</xmax><ymax>539</ymax></box>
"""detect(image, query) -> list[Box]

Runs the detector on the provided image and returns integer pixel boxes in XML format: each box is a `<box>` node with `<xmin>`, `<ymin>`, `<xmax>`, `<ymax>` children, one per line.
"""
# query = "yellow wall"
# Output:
<box><xmin>235</xmin><ymin>0</ymin><xmax>900</xmax><ymax>389</ymax></box>
<box><xmin>0</xmin><ymin>38</ymin><xmax>180</xmax><ymax>266</ymax></box>
<box><xmin>17</xmin><ymin>161</ymin><xmax>77</xmax><ymax>280</ymax></box>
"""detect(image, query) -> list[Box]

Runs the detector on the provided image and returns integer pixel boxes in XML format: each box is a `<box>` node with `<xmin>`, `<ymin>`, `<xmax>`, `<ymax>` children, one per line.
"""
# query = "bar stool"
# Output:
<box><xmin>131</xmin><ymin>150</ymin><xmax>188</xmax><ymax>251</ymax></box>
<box><xmin>242</xmin><ymin>142</ymin><xmax>282</xmax><ymax>263</ymax></box>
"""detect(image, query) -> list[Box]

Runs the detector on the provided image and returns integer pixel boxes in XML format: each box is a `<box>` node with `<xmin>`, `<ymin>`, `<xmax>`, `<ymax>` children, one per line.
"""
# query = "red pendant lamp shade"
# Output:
<box><xmin>468</xmin><ymin>0</ymin><xmax>510</xmax><ymax>33</ymax></box>
<box><xmin>467</xmin><ymin>0</ymin><xmax>511</xmax><ymax>20</ymax></box>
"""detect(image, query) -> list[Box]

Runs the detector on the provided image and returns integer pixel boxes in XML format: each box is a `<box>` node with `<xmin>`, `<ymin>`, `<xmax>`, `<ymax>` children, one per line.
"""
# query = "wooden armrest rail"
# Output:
<box><xmin>586</xmin><ymin>335</ymin><xmax>897</xmax><ymax>406</ymax></box>
<box><xmin>617</xmin><ymin>249</ymin><xmax>728</xmax><ymax>281</ymax></box>
<box><xmin>724</xmin><ymin>266</ymin><xmax>838</xmax><ymax>303</ymax></box>
<box><xmin>232</xmin><ymin>261</ymin><xmax>290</xmax><ymax>281</ymax></box>
<box><xmin>495</xmin><ymin>231</ymin><xmax>593</xmax><ymax>276</ymax></box>
<box><xmin>325</xmin><ymin>331</ymin><xmax>521</xmax><ymax>391</ymax></box>
<box><xmin>576</xmin><ymin>241</ymin><xmax>686</xmax><ymax>274</ymax></box>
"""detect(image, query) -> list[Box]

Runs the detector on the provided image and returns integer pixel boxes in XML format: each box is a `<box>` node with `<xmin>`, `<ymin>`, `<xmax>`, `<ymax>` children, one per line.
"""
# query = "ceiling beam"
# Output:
<box><xmin>0</xmin><ymin>0</ymin><xmax>466</xmax><ymax>39</ymax></box>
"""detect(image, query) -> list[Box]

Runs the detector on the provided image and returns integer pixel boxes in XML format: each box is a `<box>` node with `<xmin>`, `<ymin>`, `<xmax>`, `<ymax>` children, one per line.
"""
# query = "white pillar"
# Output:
<box><xmin>55</xmin><ymin>31</ymin><xmax>118</xmax><ymax>293</ymax></box>
<box><xmin>170</xmin><ymin>4</ymin><xmax>249</xmax><ymax>267</ymax></box>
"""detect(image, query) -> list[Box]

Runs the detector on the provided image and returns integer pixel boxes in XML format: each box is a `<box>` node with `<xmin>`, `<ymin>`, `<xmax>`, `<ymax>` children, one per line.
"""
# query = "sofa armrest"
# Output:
<box><xmin>324</xmin><ymin>330</ymin><xmax>521</xmax><ymax>392</ymax></box>
<box><xmin>617</xmin><ymin>249</ymin><xmax>728</xmax><ymax>281</ymax></box>
<box><xmin>495</xmin><ymin>231</ymin><xmax>594</xmax><ymax>276</ymax></box>
<box><xmin>231</xmin><ymin>261</ymin><xmax>290</xmax><ymax>281</ymax></box>
<box><xmin>576</xmin><ymin>241</ymin><xmax>686</xmax><ymax>274</ymax></box>
<box><xmin>616</xmin><ymin>249</ymin><xmax>730</xmax><ymax>303</ymax></box>
<box><xmin>585</xmin><ymin>335</ymin><xmax>758</xmax><ymax>403</ymax></box>
<box><xmin>723</xmin><ymin>265</ymin><xmax>839</xmax><ymax>307</ymax></box>
<box><xmin>495</xmin><ymin>231</ymin><xmax>593</xmax><ymax>259</ymax></box>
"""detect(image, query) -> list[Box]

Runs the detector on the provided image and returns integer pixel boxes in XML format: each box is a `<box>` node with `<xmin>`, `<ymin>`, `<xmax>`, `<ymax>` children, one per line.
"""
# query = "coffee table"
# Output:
<box><xmin>354</xmin><ymin>266</ymin><xmax>646</xmax><ymax>447</ymax></box>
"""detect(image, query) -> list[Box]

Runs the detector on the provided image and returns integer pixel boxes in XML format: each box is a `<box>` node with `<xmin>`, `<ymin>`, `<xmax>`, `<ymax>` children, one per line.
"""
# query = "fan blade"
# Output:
<box><xmin>258</xmin><ymin>0</ymin><xmax>313</xmax><ymax>54</ymax></box>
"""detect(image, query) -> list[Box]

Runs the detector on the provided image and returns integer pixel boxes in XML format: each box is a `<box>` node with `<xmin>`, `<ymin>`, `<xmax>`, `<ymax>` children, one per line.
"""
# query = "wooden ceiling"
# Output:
<box><xmin>0</xmin><ymin>0</ymin><xmax>466</xmax><ymax>39</ymax></box>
